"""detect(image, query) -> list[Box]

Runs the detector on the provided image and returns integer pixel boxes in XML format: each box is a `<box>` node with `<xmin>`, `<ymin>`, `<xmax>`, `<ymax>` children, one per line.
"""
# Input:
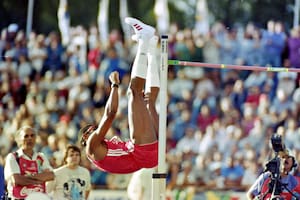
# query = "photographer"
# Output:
<box><xmin>247</xmin><ymin>155</ymin><xmax>300</xmax><ymax>200</ymax></box>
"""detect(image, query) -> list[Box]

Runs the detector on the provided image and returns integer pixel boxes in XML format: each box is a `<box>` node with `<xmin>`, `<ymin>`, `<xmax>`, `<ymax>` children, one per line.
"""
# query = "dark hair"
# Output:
<box><xmin>78</xmin><ymin>124</ymin><xmax>97</xmax><ymax>147</ymax></box>
<box><xmin>63</xmin><ymin>145</ymin><xmax>82</xmax><ymax>165</ymax></box>
<box><xmin>289</xmin><ymin>155</ymin><xmax>298</xmax><ymax>172</ymax></box>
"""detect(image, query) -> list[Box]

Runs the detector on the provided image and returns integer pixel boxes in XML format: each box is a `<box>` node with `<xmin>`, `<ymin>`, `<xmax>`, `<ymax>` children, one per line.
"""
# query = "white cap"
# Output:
<box><xmin>8</xmin><ymin>23</ymin><xmax>18</xmax><ymax>33</ymax></box>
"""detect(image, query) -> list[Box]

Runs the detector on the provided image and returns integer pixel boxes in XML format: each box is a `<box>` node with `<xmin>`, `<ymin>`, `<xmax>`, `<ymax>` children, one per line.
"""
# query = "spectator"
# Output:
<box><xmin>196</xmin><ymin>104</ymin><xmax>218</xmax><ymax>132</ymax></box>
<box><xmin>98</xmin><ymin>46</ymin><xmax>130</xmax><ymax>82</ymax></box>
<box><xmin>0</xmin><ymin>49</ymin><xmax>17</xmax><ymax>76</ymax></box>
<box><xmin>192</xmin><ymin>154</ymin><xmax>211</xmax><ymax>187</ymax></box>
<box><xmin>87</xmin><ymin>40</ymin><xmax>102</xmax><ymax>83</ymax></box>
<box><xmin>166</xmin><ymin>162</ymin><xmax>180</xmax><ymax>199</ymax></box>
<box><xmin>284</xmin><ymin>117</ymin><xmax>299</xmax><ymax>150</ymax></box>
<box><xmin>175</xmin><ymin>125</ymin><xmax>200</xmax><ymax>155</ymax></box>
<box><xmin>28</xmin><ymin>34</ymin><xmax>47</xmax><ymax>77</ymax></box>
<box><xmin>287</xmin><ymin>27</ymin><xmax>300</xmax><ymax>68</ymax></box>
<box><xmin>40</xmin><ymin>134</ymin><xmax>59</xmax><ymax>168</ymax></box>
<box><xmin>221</xmin><ymin>156</ymin><xmax>244</xmax><ymax>190</ymax></box>
<box><xmin>17</xmin><ymin>53</ymin><xmax>33</xmax><ymax>83</ymax></box>
<box><xmin>46</xmin><ymin>144</ymin><xmax>91</xmax><ymax>200</ymax></box>
<box><xmin>4</xmin><ymin>126</ymin><xmax>54</xmax><ymax>199</ymax></box>
<box><xmin>218</xmin><ymin>28</ymin><xmax>240</xmax><ymax>81</ymax></box>
<box><xmin>13</xmin><ymin>31</ymin><xmax>28</xmax><ymax>61</ymax></box>
<box><xmin>168</xmin><ymin>69</ymin><xmax>194</xmax><ymax>102</ymax></box>
<box><xmin>43</xmin><ymin>32</ymin><xmax>64</xmax><ymax>74</ymax></box>
<box><xmin>170</xmin><ymin>108</ymin><xmax>192</xmax><ymax>142</ymax></box>
<box><xmin>277</xmin><ymin>71</ymin><xmax>297</xmax><ymax>98</ymax></box>
<box><xmin>261</xmin><ymin>20</ymin><xmax>286</xmax><ymax>67</ymax></box>
<box><xmin>270</xmin><ymin>88</ymin><xmax>295</xmax><ymax>115</ymax></box>
<box><xmin>175</xmin><ymin>160</ymin><xmax>197</xmax><ymax>199</ymax></box>
<box><xmin>198</xmin><ymin>125</ymin><xmax>217</xmax><ymax>155</ymax></box>
<box><xmin>230</xmin><ymin>79</ymin><xmax>247</xmax><ymax>114</ymax></box>
<box><xmin>202</xmin><ymin>30</ymin><xmax>220</xmax><ymax>64</ymax></box>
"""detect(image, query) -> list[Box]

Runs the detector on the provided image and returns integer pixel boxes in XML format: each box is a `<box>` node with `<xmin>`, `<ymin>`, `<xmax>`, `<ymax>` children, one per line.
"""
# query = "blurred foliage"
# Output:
<box><xmin>0</xmin><ymin>0</ymin><xmax>297</xmax><ymax>34</ymax></box>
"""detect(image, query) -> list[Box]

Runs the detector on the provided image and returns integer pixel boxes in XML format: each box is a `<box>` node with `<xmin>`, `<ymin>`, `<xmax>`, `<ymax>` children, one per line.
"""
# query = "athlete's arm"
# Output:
<box><xmin>87</xmin><ymin>71</ymin><xmax>120</xmax><ymax>160</ymax></box>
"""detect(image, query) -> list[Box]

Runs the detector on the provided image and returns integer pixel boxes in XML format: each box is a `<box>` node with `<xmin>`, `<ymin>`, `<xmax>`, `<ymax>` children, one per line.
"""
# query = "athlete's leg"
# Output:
<box><xmin>145</xmin><ymin>36</ymin><xmax>160</xmax><ymax>136</ymax></box>
<box><xmin>125</xmin><ymin>17</ymin><xmax>157</xmax><ymax>145</ymax></box>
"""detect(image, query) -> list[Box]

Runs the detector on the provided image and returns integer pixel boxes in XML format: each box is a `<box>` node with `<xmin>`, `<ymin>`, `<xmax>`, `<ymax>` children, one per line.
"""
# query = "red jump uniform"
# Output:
<box><xmin>89</xmin><ymin>137</ymin><xmax>158</xmax><ymax>174</ymax></box>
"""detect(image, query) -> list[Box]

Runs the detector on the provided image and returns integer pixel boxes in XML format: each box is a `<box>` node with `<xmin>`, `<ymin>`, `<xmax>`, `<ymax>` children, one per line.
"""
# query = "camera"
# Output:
<box><xmin>265</xmin><ymin>134</ymin><xmax>284</xmax><ymax>175</ymax></box>
<box><xmin>271</xmin><ymin>134</ymin><xmax>285</xmax><ymax>153</ymax></box>
<box><xmin>264</xmin><ymin>134</ymin><xmax>285</xmax><ymax>199</ymax></box>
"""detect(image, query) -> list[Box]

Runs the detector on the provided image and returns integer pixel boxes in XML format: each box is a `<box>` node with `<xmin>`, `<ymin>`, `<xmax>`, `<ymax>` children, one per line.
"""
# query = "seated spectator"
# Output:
<box><xmin>270</xmin><ymin>89</ymin><xmax>296</xmax><ymax>115</ymax></box>
<box><xmin>196</xmin><ymin>104</ymin><xmax>218</xmax><ymax>132</ymax></box>
<box><xmin>287</xmin><ymin>27</ymin><xmax>300</xmax><ymax>68</ymax></box>
<box><xmin>277</xmin><ymin>71</ymin><xmax>297</xmax><ymax>98</ymax></box>
<box><xmin>241</xmin><ymin>159</ymin><xmax>260</xmax><ymax>190</ymax></box>
<box><xmin>28</xmin><ymin>34</ymin><xmax>47</xmax><ymax>77</ymax></box>
<box><xmin>230</xmin><ymin>79</ymin><xmax>247</xmax><ymax>114</ymax></box>
<box><xmin>244</xmin><ymin>71</ymin><xmax>267</xmax><ymax>89</ymax></box>
<box><xmin>169</xmin><ymin>108</ymin><xmax>192</xmax><ymax>142</ymax></box>
<box><xmin>176</xmin><ymin>160</ymin><xmax>197</xmax><ymax>199</ymax></box>
<box><xmin>0</xmin><ymin>50</ymin><xmax>17</xmax><ymax>76</ymax></box>
<box><xmin>175</xmin><ymin>125</ymin><xmax>200</xmax><ymax>155</ymax></box>
<box><xmin>98</xmin><ymin>46</ymin><xmax>130</xmax><ymax>81</ymax></box>
<box><xmin>220</xmin><ymin>156</ymin><xmax>244</xmax><ymax>190</ymax></box>
<box><xmin>192</xmin><ymin>154</ymin><xmax>211</xmax><ymax>187</ymax></box>
<box><xmin>43</xmin><ymin>32</ymin><xmax>64</xmax><ymax>74</ymax></box>
<box><xmin>284</xmin><ymin>117</ymin><xmax>299</xmax><ymax>150</ymax></box>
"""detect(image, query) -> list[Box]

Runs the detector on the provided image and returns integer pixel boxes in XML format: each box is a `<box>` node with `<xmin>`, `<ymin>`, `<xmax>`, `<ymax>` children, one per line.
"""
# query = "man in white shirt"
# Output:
<box><xmin>4</xmin><ymin>126</ymin><xmax>54</xmax><ymax>199</ymax></box>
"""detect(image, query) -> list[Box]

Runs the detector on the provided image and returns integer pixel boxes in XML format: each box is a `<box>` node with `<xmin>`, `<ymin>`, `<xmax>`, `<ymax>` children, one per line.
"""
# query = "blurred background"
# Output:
<box><xmin>0</xmin><ymin>0</ymin><xmax>298</xmax><ymax>34</ymax></box>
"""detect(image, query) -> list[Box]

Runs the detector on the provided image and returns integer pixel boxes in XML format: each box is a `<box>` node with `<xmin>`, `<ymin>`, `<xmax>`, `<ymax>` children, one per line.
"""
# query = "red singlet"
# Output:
<box><xmin>89</xmin><ymin>137</ymin><xmax>158</xmax><ymax>174</ymax></box>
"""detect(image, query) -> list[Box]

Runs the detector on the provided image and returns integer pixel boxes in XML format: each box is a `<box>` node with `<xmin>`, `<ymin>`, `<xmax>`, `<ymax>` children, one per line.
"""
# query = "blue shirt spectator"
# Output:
<box><xmin>261</xmin><ymin>20</ymin><xmax>286</xmax><ymax>67</ymax></box>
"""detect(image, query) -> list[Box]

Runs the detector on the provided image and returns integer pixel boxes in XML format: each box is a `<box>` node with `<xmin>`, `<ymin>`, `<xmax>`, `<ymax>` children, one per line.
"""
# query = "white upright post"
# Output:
<box><xmin>26</xmin><ymin>0</ymin><xmax>34</xmax><ymax>39</ymax></box>
<box><xmin>294</xmin><ymin>0</ymin><xmax>300</xmax><ymax>28</ymax></box>
<box><xmin>152</xmin><ymin>35</ymin><xmax>168</xmax><ymax>200</ymax></box>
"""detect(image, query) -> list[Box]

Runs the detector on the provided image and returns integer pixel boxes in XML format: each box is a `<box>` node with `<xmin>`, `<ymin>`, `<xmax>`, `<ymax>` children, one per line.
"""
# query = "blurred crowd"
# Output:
<box><xmin>1</xmin><ymin>19</ymin><xmax>300</xmax><ymax>197</ymax></box>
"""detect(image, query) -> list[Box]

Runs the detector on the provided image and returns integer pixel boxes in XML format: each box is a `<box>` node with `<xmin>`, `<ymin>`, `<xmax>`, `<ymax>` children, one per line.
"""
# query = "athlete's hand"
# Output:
<box><xmin>109</xmin><ymin>71</ymin><xmax>120</xmax><ymax>85</ymax></box>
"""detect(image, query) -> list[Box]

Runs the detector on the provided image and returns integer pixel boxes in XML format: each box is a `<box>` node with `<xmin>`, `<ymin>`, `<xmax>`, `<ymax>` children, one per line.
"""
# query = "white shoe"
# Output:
<box><xmin>125</xmin><ymin>17</ymin><xmax>155</xmax><ymax>40</ymax></box>
<box><xmin>132</xmin><ymin>34</ymin><xmax>158</xmax><ymax>43</ymax></box>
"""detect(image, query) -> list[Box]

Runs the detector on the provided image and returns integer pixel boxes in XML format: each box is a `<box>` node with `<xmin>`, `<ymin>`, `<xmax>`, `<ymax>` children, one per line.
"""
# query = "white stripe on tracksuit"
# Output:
<box><xmin>107</xmin><ymin>149</ymin><xmax>129</xmax><ymax>156</ymax></box>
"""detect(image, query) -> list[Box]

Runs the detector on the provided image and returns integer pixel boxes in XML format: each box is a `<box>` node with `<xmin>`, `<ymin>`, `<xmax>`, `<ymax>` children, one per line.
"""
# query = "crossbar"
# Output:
<box><xmin>168</xmin><ymin>60</ymin><xmax>300</xmax><ymax>73</ymax></box>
